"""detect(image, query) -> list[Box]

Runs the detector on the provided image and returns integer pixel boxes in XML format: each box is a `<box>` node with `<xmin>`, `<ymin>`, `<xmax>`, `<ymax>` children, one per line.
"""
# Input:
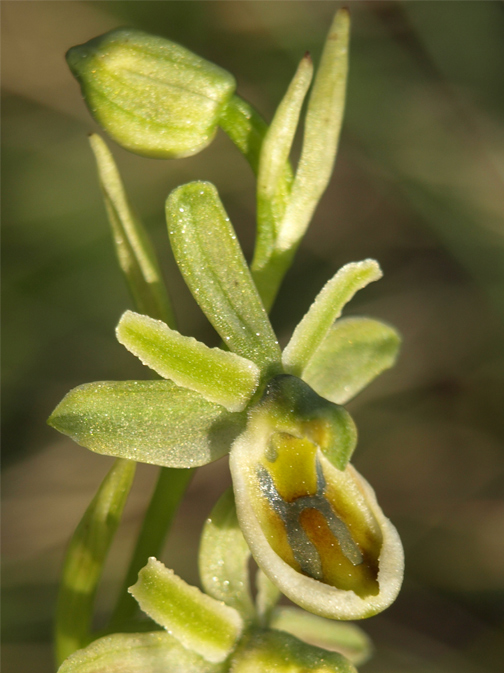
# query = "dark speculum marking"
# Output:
<box><xmin>257</xmin><ymin>455</ymin><xmax>363</xmax><ymax>581</ymax></box>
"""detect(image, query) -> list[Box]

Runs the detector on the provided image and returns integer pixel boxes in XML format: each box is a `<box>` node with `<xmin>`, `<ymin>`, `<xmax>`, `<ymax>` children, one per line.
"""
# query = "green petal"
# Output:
<box><xmin>48</xmin><ymin>380</ymin><xmax>245</xmax><ymax>468</ymax></box>
<box><xmin>55</xmin><ymin>459</ymin><xmax>136</xmax><ymax>665</ymax></box>
<box><xmin>270</xmin><ymin>607</ymin><xmax>373</xmax><ymax>666</ymax></box>
<box><xmin>199</xmin><ymin>488</ymin><xmax>255</xmax><ymax>620</ymax></box>
<box><xmin>129</xmin><ymin>558</ymin><xmax>243</xmax><ymax>663</ymax></box>
<box><xmin>89</xmin><ymin>135</ymin><xmax>175</xmax><ymax>325</ymax></box>
<box><xmin>58</xmin><ymin>631</ymin><xmax>227</xmax><ymax>673</ymax></box>
<box><xmin>166</xmin><ymin>181</ymin><xmax>282</xmax><ymax>374</ymax></box>
<box><xmin>117</xmin><ymin>311</ymin><xmax>260</xmax><ymax>412</ymax></box>
<box><xmin>67</xmin><ymin>29</ymin><xmax>235</xmax><ymax>159</ymax></box>
<box><xmin>230</xmin><ymin>629</ymin><xmax>357</xmax><ymax>673</ymax></box>
<box><xmin>275</xmin><ymin>9</ymin><xmax>350</xmax><ymax>253</ymax></box>
<box><xmin>302</xmin><ymin>317</ymin><xmax>401</xmax><ymax>405</ymax></box>
<box><xmin>282</xmin><ymin>260</ymin><xmax>382</xmax><ymax>378</ymax></box>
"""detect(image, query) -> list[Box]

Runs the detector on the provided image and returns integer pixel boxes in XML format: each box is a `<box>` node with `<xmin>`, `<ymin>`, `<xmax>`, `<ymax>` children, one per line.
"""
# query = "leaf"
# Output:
<box><xmin>270</xmin><ymin>607</ymin><xmax>373</xmax><ymax>666</ymax></box>
<box><xmin>230</xmin><ymin>629</ymin><xmax>357</xmax><ymax>673</ymax></box>
<box><xmin>166</xmin><ymin>181</ymin><xmax>282</xmax><ymax>374</ymax></box>
<box><xmin>282</xmin><ymin>260</ymin><xmax>382</xmax><ymax>377</ymax></box>
<box><xmin>117</xmin><ymin>311</ymin><xmax>260</xmax><ymax>412</ymax></box>
<box><xmin>55</xmin><ymin>459</ymin><xmax>136</xmax><ymax>665</ymax></box>
<box><xmin>129</xmin><ymin>558</ymin><xmax>243</xmax><ymax>663</ymax></box>
<box><xmin>199</xmin><ymin>488</ymin><xmax>255</xmax><ymax>620</ymax></box>
<box><xmin>58</xmin><ymin>631</ymin><xmax>227</xmax><ymax>673</ymax></box>
<box><xmin>275</xmin><ymin>9</ymin><xmax>350</xmax><ymax>253</ymax></box>
<box><xmin>302</xmin><ymin>317</ymin><xmax>401</xmax><ymax>405</ymax></box>
<box><xmin>48</xmin><ymin>380</ymin><xmax>245</xmax><ymax>468</ymax></box>
<box><xmin>89</xmin><ymin>135</ymin><xmax>175</xmax><ymax>325</ymax></box>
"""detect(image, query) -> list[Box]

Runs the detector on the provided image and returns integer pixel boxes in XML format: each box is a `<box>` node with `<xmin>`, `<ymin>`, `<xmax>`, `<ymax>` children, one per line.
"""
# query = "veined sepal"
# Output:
<box><xmin>229</xmin><ymin>376</ymin><xmax>404</xmax><ymax>620</ymax></box>
<box><xmin>67</xmin><ymin>29</ymin><xmax>236</xmax><ymax>159</ymax></box>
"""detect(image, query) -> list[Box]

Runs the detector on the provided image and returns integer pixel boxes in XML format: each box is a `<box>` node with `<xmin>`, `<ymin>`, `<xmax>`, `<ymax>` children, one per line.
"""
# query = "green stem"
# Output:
<box><xmin>55</xmin><ymin>458</ymin><xmax>136</xmax><ymax>665</ymax></box>
<box><xmin>109</xmin><ymin>466</ymin><xmax>194</xmax><ymax>629</ymax></box>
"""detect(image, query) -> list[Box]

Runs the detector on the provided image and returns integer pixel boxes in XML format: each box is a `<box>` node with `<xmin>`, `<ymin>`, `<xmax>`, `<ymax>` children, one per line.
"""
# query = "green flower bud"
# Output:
<box><xmin>66</xmin><ymin>29</ymin><xmax>236</xmax><ymax>158</ymax></box>
<box><xmin>230</xmin><ymin>375</ymin><xmax>404</xmax><ymax>620</ymax></box>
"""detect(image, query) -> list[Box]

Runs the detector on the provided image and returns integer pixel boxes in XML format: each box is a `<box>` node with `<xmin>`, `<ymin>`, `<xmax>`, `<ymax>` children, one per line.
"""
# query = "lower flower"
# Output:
<box><xmin>230</xmin><ymin>376</ymin><xmax>404</xmax><ymax>621</ymax></box>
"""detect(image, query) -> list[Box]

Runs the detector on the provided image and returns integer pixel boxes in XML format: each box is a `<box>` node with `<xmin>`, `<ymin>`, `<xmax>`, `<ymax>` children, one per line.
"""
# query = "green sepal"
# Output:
<box><xmin>270</xmin><ymin>607</ymin><xmax>373</xmax><ymax>666</ymax></box>
<box><xmin>48</xmin><ymin>380</ymin><xmax>246</xmax><ymax>468</ymax></box>
<box><xmin>57</xmin><ymin>631</ymin><xmax>227</xmax><ymax>673</ymax></box>
<box><xmin>302</xmin><ymin>317</ymin><xmax>401</xmax><ymax>405</ymax></box>
<box><xmin>276</xmin><ymin>9</ymin><xmax>350</xmax><ymax>253</ymax></box>
<box><xmin>89</xmin><ymin>135</ymin><xmax>175</xmax><ymax>325</ymax></box>
<box><xmin>199</xmin><ymin>488</ymin><xmax>255</xmax><ymax>620</ymax></box>
<box><xmin>255</xmin><ymin>55</ymin><xmax>313</xmax><ymax>273</ymax></box>
<box><xmin>67</xmin><ymin>29</ymin><xmax>236</xmax><ymax>159</ymax></box>
<box><xmin>129</xmin><ymin>558</ymin><xmax>243</xmax><ymax>663</ymax></box>
<box><xmin>116</xmin><ymin>311</ymin><xmax>260</xmax><ymax>412</ymax></box>
<box><xmin>55</xmin><ymin>458</ymin><xmax>136</xmax><ymax>665</ymax></box>
<box><xmin>282</xmin><ymin>260</ymin><xmax>382</xmax><ymax>378</ymax></box>
<box><xmin>166</xmin><ymin>181</ymin><xmax>282</xmax><ymax>374</ymax></box>
<box><xmin>230</xmin><ymin>629</ymin><xmax>357</xmax><ymax>673</ymax></box>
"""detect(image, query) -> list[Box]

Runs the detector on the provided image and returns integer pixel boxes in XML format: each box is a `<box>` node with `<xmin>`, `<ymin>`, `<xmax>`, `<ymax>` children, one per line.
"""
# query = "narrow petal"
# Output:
<box><xmin>199</xmin><ymin>488</ymin><xmax>255</xmax><ymax>620</ymax></box>
<box><xmin>117</xmin><ymin>310</ymin><xmax>260</xmax><ymax>412</ymax></box>
<box><xmin>58</xmin><ymin>631</ymin><xmax>227</xmax><ymax>673</ymax></box>
<box><xmin>48</xmin><ymin>380</ymin><xmax>245</xmax><ymax>468</ymax></box>
<box><xmin>282</xmin><ymin>260</ymin><xmax>382</xmax><ymax>378</ymax></box>
<box><xmin>166</xmin><ymin>181</ymin><xmax>282</xmax><ymax>374</ymax></box>
<box><xmin>302</xmin><ymin>317</ymin><xmax>401</xmax><ymax>405</ymax></box>
<box><xmin>129</xmin><ymin>558</ymin><xmax>243</xmax><ymax>663</ymax></box>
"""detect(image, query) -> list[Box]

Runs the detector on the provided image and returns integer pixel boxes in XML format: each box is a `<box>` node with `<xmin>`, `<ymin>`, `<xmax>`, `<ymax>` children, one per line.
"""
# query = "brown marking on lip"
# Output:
<box><xmin>300</xmin><ymin>508</ymin><xmax>380</xmax><ymax>598</ymax></box>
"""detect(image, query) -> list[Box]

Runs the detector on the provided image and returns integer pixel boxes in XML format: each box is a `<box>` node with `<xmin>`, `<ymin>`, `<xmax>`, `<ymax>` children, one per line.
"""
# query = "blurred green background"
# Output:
<box><xmin>2</xmin><ymin>1</ymin><xmax>504</xmax><ymax>671</ymax></box>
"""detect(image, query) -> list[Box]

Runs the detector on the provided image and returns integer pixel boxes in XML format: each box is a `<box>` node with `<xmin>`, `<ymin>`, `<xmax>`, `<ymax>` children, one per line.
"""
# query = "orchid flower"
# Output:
<box><xmin>50</xmin><ymin>180</ymin><xmax>403</xmax><ymax>622</ymax></box>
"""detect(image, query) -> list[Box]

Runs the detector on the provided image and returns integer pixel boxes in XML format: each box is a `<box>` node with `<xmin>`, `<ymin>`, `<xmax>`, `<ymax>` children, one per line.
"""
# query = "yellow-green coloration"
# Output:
<box><xmin>66</xmin><ymin>29</ymin><xmax>236</xmax><ymax>159</ymax></box>
<box><xmin>129</xmin><ymin>558</ymin><xmax>243</xmax><ymax>663</ymax></box>
<box><xmin>252</xmin><ymin>427</ymin><xmax>382</xmax><ymax>599</ymax></box>
<box><xmin>257</xmin><ymin>375</ymin><xmax>357</xmax><ymax>471</ymax></box>
<box><xmin>231</xmin><ymin>629</ymin><xmax>357</xmax><ymax>673</ymax></box>
<box><xmin>264</xmin><ymin>433</ymin><xmax>319</xmax><ymax>501</ymax></box>
<box><xmin>116</xmin><ymin>310</ymin><xmax>260</xmax><ymax>412</ymax></box>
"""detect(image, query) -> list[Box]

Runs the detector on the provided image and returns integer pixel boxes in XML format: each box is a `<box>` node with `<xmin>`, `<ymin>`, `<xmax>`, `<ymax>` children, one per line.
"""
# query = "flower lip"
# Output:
<box><xmin>230</xmin><ymin>377</ymin><xmax>404</xmax><ymax>620</ymax></box>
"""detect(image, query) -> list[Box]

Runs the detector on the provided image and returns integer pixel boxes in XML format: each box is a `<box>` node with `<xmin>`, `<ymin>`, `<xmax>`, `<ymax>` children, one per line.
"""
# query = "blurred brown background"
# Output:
<box><xmin>2</xmin><ymin>1</ymin><xmax>504</xmax><ymax>671</ymax></box>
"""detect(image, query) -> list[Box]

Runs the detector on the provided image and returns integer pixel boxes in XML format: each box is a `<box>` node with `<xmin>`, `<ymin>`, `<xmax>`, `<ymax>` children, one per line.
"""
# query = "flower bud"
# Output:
<box><xmin>67</xmin><ymin>29</ymin><xmax>236</xmax><ymax>158</ymax></box>
<box><xmin>230</xmin><ymin>375</ymin><xmax>404</xmax><ymax>620</ymax></box>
